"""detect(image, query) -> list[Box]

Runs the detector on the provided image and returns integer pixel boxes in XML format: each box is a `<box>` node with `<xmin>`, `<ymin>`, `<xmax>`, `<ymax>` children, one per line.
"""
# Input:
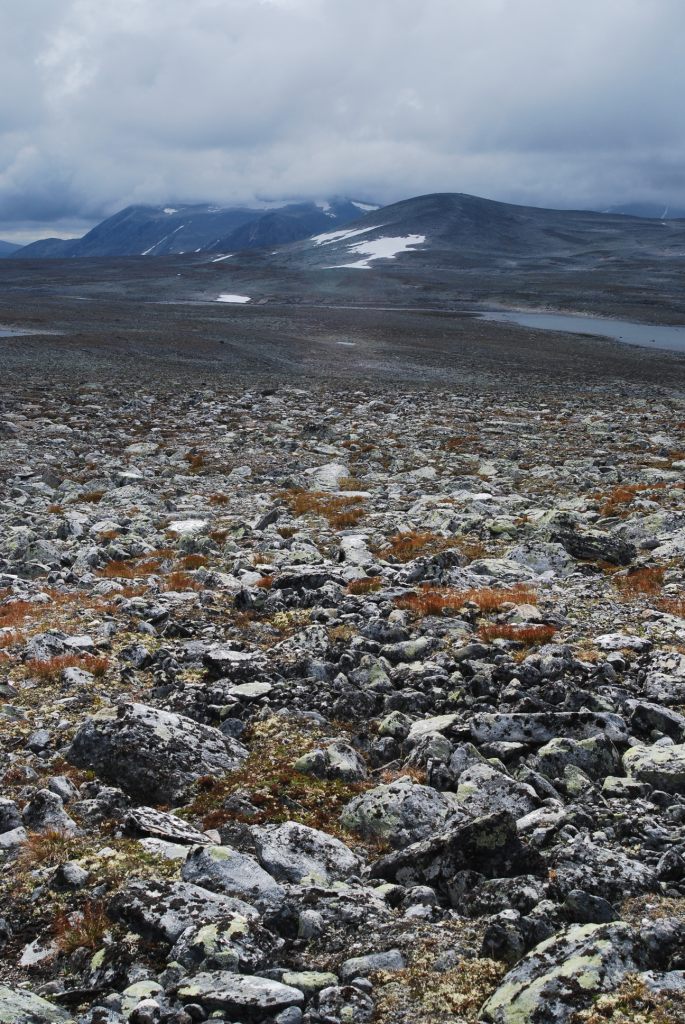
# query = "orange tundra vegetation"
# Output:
<box><xmin>347</xmin><ymin>576</ymin><xmax>383</xmax><ymax>595</ymax></box>
<box><xmin>613</xmin><ymin>566</ymin><xmax>665</xmax><ymax>598</ymax></box>
<box><xmin>29</xmin><ymin>653</ymin><xmax>110</xmax><ymax>682</ymax></box>
<box><xmin>479</xmin><ymin>623</ymin><xmax>557</xmax><ymax>646</ymax></box>
<box><xmin>395</xmin><ymin>583</ymin><xmax>538</xmax><ymax>617</ymax></box>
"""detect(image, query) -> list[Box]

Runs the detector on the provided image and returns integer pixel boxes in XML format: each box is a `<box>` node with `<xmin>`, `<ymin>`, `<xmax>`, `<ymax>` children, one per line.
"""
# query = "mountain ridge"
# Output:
<box><xmin>12</xmin><ymin>199</ymin><xmax>379</xmax><ymax>260</ymax></box>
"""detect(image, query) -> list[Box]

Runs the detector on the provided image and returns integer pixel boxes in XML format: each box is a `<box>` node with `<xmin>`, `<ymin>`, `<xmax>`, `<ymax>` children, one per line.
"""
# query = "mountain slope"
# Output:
<box><xmin>276</xmin><ymin>192</ymin><xmax>685</xmax><ymax>271</ymax></box>
<box><xmin>0</xmin><ymin>240</ymin><xmax>20</xmax><ymax>257</ymax></box>
<box><xmin>14</xmin><ymin>200</ymin><xmax>379</xmax><ymax>260</ymax></box>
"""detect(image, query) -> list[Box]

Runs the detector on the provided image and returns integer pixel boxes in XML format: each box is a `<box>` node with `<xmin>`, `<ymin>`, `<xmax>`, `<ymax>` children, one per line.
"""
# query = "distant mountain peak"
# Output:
<box><xmin>12</xmin><ymin>198</ymin><xmax>379</xmax><ymax>260</ymax></box>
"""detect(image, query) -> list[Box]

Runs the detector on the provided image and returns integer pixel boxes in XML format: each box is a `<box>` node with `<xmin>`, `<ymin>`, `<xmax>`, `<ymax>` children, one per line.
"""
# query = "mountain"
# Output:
<box><xmin>274</xmin><ymin>192</ymin><xmax>685</xmax><ymax>272</ymax></box>
<box><xmin>602</xmin><ymin>202</ymin><xmax>685</xmax><ymax>219</ymax></box>
<box><xmin>14</xmin><ymin>199</ymin><xmax>379</xmax><ymax>260</ymax></box>
<box><xmin>0</xmin><ymin>240</ymin><xmax>20</xmax><ymax>257</ymax></box>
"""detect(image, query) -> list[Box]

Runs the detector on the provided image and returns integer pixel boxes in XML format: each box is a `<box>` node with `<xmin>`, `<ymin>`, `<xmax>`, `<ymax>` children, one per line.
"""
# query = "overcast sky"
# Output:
<box><xmin>1</xmin><ymin>0</ymin><xmax>684</xmax><ymax>241</ymax></box>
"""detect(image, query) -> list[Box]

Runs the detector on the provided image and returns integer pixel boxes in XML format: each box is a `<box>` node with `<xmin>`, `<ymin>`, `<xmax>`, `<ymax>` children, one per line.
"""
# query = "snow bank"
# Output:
<box><xmin>328</xmin><ymin>234</ymin><xmax>426</xmax><ymax>269</ymax></box>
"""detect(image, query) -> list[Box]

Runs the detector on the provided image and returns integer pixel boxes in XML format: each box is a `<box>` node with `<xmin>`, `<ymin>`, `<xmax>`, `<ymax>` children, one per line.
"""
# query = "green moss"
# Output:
<box><xmin>180</xmin><ymin>715</ymin><xmax>374</xmax><ymax>848</ymax></box>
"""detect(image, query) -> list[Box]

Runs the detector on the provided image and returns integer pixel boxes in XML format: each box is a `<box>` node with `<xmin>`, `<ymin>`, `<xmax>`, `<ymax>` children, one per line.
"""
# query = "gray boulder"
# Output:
<box><xmin>177</xmin><ymin>972</ymin><xmax>304</xmax><ymax>1016</ymax></box>
<box><xmin>251</xmin><ymin>821</ymin><xmax>362</xmax><ymax>884</ymax></box>
<box><xmin>481</xmin><ymin>922</ymin><xmax>646</xmax><ymax>1022</ymax></box>
<box><xmin>455</xmin><ymin>764</ymin><xmax>539</xmax><ymax>819</ymax></box>
<box><xmin>68</xmin><ymin>702</ymin><xmax>248</xmax><ymax>804</ymax></box>
<box><xmin>182</xmin><ymin>844</ymin><xmax>285</xmax><ymax>899</ymax></box>
<box><xmin>623</xmin><ymin>743</ymin><xmax>685</xmax><ymax>793</ymax></box>
<box><xmin>340</xmin><ymin>778</ymin><xmax>462</xmax><ymax>848</ymax></box>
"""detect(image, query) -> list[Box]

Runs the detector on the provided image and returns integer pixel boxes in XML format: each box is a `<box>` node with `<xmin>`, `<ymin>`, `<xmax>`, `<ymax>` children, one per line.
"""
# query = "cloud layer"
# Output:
<box><xmin>2</xmin><ymin>0</ymin><xmax>684</xmax><ymax>239</ymax></box>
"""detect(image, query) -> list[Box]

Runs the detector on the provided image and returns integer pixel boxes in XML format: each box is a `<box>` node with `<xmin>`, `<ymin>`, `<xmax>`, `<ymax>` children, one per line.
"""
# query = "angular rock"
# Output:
<box><xmin>182</xmin><ymin>844</ymin><xmax>284</xmax><ymax>899</ymax></box>
<box><xmin>68</xmin><ymin>702</ymin><xmax>247</xmax><ymax>804</ymax></box>
<box><xmin>340</xmin><ymin>778</ymin><xmax>462</xmax><ymax>848</ymax></box>
<box><xmin>481</xmin><ymin>922</ymin><xmax>646</xmax><ymax>1022</ymax></box>
<box><xmin>251</xmin><ymin>821</ymin><xmax>362</xmax><ymax>884</ymax></box>
<box><xmin>623</xmin><ymin>743</ymin><xmax>685</xmax><ymax>793</ymax></box>
<box><xmin>177</xmin><ymin>972</ymin><xmax>304</xmax><ymax>1016</ymax></box>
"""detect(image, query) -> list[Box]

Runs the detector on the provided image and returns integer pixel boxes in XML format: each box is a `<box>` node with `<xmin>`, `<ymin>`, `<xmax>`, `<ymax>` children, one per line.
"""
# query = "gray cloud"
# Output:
<box><xmin>1</xmin><ymin>0</ymin><xmax>684</xmax><ymax>239</ymax></box>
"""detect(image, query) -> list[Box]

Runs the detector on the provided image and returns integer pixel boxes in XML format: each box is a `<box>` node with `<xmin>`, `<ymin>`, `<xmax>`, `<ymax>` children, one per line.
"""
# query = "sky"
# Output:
<box><xmin>1</xmin><ymin>0</ymin><xmax>684</xmax><ymax>242</ymax></box>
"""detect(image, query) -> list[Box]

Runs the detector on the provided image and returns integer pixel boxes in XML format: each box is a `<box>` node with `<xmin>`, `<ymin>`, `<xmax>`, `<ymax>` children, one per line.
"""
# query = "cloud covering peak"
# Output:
<box><xmin>2</xmin><ymin>0</ymin><xmax>684</xmax><ymax>239</ymax></box>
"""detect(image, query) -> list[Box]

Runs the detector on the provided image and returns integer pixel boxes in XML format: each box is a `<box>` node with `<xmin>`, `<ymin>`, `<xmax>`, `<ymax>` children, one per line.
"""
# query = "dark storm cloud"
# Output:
<box><xmin>1</xmin><ymin>0</ymin><xmax>684</xmax><ymax>239</ymax></box>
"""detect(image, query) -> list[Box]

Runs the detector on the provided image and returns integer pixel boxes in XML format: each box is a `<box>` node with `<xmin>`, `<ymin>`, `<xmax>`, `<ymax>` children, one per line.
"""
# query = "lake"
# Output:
<box><xmin>475</xmin><ymin>310</ymin><xmax>685</xmax><ymax>353</ymax></box>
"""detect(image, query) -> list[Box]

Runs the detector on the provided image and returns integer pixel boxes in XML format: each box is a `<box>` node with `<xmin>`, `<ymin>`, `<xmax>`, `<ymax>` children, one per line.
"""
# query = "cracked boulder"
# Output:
<box><xmin>370</xmin><ymin>810</ymin><xmax>544</xmax><ymax>903</ymax></box>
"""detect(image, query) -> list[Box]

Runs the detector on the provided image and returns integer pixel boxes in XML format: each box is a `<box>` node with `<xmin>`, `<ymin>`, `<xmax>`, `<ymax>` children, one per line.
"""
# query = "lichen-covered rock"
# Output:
<box><xmin>481</xmin><ymin>922</ymin><xmax>646</xmax><ymax>1022</ymax></box>
<box><xmin>68</xmin><ymin>702</ymin><xmax>248</xmax><ymax>804</ymax></box>
<box><xmin>177</xmin><ymin>972</ymin><xmax>305</xmax><ymax>1016</ymax></box>
<box><xmin>340</xmin><ymin>777</ymin><xmax>462</xmax><ymax>848</ymax></box>
<box><xmin>370</xmin><ymin>810</ymin><xmax>545</xmax><ymax>902</ymax></box>
<box><xmin>108</xmin><ymin>879</ymin><xmax>256</xmax><ymax>943</ymax></box>
<box><xmin>470</xmin><ymin>711</ymin><xmax>628</xmax><ymax>746</ymax></box>
<box><xmin>455</xmin><ymin>763</ymin><xmax>539</xmax><ymax>819</ymax></box>
<box><xmin>182</xmin><ymin>844</ymin><xmax>285</xmax><ymax>899</ymax></box>
<box><xmin>250</xmin><ymin>821</ymin><xmax>362</xmax><ymax>884</ymax></box>
<box><xmin>170</xmin><ymin>914</ymin><xmax>282</xmax><ymax>973</ymax></box>
<box><xmin>623</xmin><ymin>743</ymin><xmax>685</xmax><ymax>793</ymax></box>
<box><xmin>0</xmin><ymin>987</ymin><xmax>72</xmax><ymax>1023</ymax></box>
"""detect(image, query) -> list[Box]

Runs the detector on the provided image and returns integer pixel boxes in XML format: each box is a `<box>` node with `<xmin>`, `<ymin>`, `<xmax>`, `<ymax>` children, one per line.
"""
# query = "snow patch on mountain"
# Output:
<box><xmin>328</xmin><ymin>234</ymin><xmax>426</xmax><ymax>269</ymax></box>
<box><xmin>141</xmin><ymin>225</ymin><xmax>185</xmax><ymax>255</ymax></box>
<box><xmin>351</xmin><ymin>201</ymin><xmax>380</xmax><ymax>212</ymax></box>
<box><xmin>217</xmin><ymin>294</ymin><xmax>251</xmax><ymax>303</ymax></box>
<box><xmin>312</xmin><ymin>225</ymin><xmax>380</xmax><ymax>246</ymax></box>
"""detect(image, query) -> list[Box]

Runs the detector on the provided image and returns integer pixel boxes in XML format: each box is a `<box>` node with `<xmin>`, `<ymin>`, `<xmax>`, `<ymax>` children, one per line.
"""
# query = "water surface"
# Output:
<box><xmin>476</xmin><ymin>310</ymin><xmax>685</xmax><ymax>353</ymax></box>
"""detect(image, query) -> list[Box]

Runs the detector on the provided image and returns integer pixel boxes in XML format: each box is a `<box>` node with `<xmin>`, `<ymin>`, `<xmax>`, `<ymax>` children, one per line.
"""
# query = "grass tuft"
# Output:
<box><xmin>53</xmin><ymin>900</ymin><xmax>110</xmax><ymax>954</ymax></box>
